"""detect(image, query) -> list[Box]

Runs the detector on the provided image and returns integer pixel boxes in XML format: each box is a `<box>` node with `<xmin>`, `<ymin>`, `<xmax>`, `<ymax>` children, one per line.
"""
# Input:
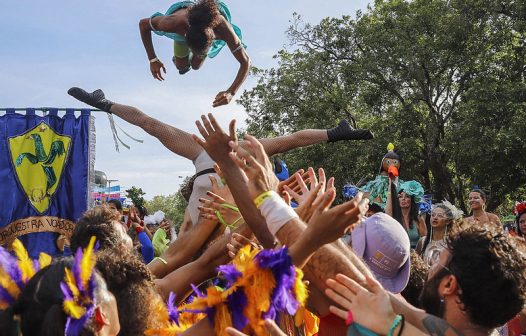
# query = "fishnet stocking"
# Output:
<box><xmin>110</xmin><ymin>103</ymin><xmax>202</xmax><ymax>161</ymax></box>
<box><xmin>257</xmin><ymin>129</ymin><xmax>328</xmax><ymax>156</ymax></box>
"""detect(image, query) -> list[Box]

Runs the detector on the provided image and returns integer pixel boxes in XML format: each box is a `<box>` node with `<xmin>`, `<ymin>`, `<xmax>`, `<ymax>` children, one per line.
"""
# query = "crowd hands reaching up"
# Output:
<box><xmin>1</xmin><ymin>113</ymin><xmax>526</xmax><ymax>336</ymax></box>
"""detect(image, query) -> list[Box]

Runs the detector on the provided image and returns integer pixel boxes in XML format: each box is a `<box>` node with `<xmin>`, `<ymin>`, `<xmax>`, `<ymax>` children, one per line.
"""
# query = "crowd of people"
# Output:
<box><xmin>1</xmin><ymin>112</ymin><xmax>525</xmax><ymax>336</ymax></box>
<box><xmin>1</xmin><ymin>0</ymin><xmax>525</xmax><ymax>335</ymax></box>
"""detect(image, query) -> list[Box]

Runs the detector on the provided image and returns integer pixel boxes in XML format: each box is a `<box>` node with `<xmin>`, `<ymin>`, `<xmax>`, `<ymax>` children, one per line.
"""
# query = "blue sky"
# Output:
<box><xmin>0</xmin><ymin>0</ymin><xmax>369</xmax><ymax>199</ymax></box>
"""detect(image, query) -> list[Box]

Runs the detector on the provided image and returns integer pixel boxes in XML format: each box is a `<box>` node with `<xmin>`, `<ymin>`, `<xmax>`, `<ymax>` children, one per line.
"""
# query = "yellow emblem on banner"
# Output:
<box><xmin>9</xmin><ymin>122</ymin><xmax>71</xmax><ymax>214</ymax></box>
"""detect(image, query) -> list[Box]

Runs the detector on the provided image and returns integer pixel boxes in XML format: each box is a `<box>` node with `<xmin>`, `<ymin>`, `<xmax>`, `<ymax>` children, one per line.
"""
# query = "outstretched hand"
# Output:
<box><xmin>306</xmin><ymin>191</ymin><xmax>369</xmax><ymax>247</ymax></box>
<box><xmin>326</xmin><ymin>274</ymin><xmax>397</xmax><ymax>335</ymax></box>
<box><xmin>150</xmin><ymin>61</ymin><xmax>166</xmax><ymax>81</ymax></box>
<box><xmin>198</xmin><ymin>191</ymin><xmax>242</xmax><ymax>228</ymax></box>
<box><xmin>209</xmin><ymin>174</ymin><xmax>235</xmax><ymax>204</ymax></box>
<box><xmin>226</xmin><ymin>233</ymin><xmax>260</xmax><ymax>259</ymax></box>
<box><xmin>277</xmin><ymin>168</ymin><xmax>307</xmax><ymax>194</ymax></box>
<box><xmin>193</xmin><ymin>113</ymin><xmax>237</xmax><ymax>164</ymax></box>
<box><xmin>228</xmin><ymin>134</ymin><xmax>279</xmax><ymax>199</ymax></box>
<box><xmin>213</xmin><ymin>90</ymin><xmax>233</xmax><ymax>107</ymax></box>
<box><xmin>284</xmin><ymin>167</ymin><xmax>335</xmax><ymax>222</ymax></box>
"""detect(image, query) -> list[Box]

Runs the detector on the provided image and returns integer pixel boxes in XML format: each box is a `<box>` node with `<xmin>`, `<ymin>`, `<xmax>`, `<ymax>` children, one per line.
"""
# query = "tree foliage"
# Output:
<box><xmin>144</xmin><ymin>177</ymin><xmax>190</xmax><ymax>232</ymax></box>
<box><xmin>125</xmin><ymin>186</ymin><xmax>146</xmax><ymax>208</ymax></box>
<box><xmin>145</xmin><ymin>192</ymin><xmax>187</xmax><ymax>232</ymax></box>
<box><xmin>239</xmin><ymin>0</ymin><xmax>525</xmax><ymax>213</ymax></box>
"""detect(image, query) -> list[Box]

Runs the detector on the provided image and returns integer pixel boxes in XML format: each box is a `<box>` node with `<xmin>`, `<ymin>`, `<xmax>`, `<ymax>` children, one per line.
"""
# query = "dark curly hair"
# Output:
<box><xmin>70</xmin><ymin>205</ymin><xmax>122</xmax><ymax>252</ymax></box>
<box><xmin>401</xmin><ymin>251</ymin><xmax>429</xmax><ymax>308</ymax></box>
<box><xmin>96</xmin><ymin>249</ymin><xmax>164</xmax><ymax>335</ymax></box>
<box><xmin>446</xmin><ymin>225</ymin><xmax>526</xmax><ymax>328</ymax></box>
<box><xmin>186</xmin><ymin>0</ymin><xmax>221</xmax><ymax>57</ymax></box>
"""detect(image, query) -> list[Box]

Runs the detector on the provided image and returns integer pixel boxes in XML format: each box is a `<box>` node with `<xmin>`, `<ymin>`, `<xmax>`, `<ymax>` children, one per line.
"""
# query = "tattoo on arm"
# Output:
<box><xmin>422</xmin><ymin>316</ymin><xmax>463</xmax><ymax>336</ymax></box>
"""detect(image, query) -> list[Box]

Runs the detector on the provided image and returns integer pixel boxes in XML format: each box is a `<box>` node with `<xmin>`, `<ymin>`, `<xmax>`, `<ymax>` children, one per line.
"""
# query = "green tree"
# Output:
<box><xmin>144</xmin><ymin>176</ymin><xmax>190</xmax><ymax>232</ymax></box>
<box><xmin>240</xmin><ymin>0</ymin><xmax>525</xmax><ymax>212</ymax></box>
<box><xmin>125</xmin><ymin>186</ymin><xmax>146</xmax><ymax>208</ymax></box>
<box><xmin>145</xmin><ymin>192</ymin><xmax>187</xmax><ymax>232</ymax></box>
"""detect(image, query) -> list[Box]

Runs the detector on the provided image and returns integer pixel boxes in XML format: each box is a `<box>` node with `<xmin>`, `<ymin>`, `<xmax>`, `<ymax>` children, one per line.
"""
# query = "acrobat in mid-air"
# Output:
<box><xmin>139</xmin><ymin>0</ymin><xmax>249</xmax><ymax>107</ymax></box>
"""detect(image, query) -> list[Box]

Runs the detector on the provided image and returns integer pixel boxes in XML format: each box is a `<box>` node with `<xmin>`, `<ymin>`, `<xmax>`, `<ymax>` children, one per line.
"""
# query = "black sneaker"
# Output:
<box><xmin>67</xmin><ymin>87</ymin><xmax>114</xmax><ymax>113</ymax></box>
<box><xmin>327</xmin><ymin>120</ymin><xmax>374</xmax><ymax>142</ymax></box>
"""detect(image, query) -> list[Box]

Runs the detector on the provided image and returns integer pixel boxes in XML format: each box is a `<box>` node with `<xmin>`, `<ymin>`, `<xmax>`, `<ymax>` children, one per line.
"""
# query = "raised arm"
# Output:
<box><xmin>147</xmin><ymin>215</ymin><xmax>220</xmax><ymax>278</ymax></box>
<box><xmin>212</xmin><ymin>18</ymin><xmax>251</xmax><ymax>107</ymax></box>
<box><xmin>139</xmin><ymin>16</ymin><xmax>168</xmax><ymax>81</ymax></box>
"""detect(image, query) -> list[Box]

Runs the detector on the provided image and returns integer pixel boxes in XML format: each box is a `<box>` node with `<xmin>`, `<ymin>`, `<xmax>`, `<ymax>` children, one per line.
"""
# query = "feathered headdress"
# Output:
<box><xmin>435</xmin><ymin>200</ymin><xmax>464</xmax><ymax>220</ymax></box>
<box><xmin>146</xmin><ymin>245</ymin><xmax>310</xmax><ymax>336</ymax></box>
<box><xmin>60</xmin><ymin>236</ymin><xmax>99</xmax><ymax>336</ymax></box>
<box><xmin>0</xmin><ymin>239</ymin><xmax>52</xmax><ymax>310</ymax></box>
<box><xmin>513</xmin><ymin>202</ymin><xmax>526</xmax><ymax>216</ymax></box>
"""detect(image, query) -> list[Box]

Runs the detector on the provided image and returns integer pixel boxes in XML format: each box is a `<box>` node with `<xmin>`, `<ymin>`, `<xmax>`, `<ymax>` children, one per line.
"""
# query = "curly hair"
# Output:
<box><xmin>70</xmin><ymin>205</ymin><xmax>122</xmax><ymax>252</ymax></box>
<box><xmin>401</xmin><ymin>251</ymin><xmax>429</xmax><ymax>308</ymax></box>
<box><xmin>186</xmin><ymin>0</ymin><xmax>221</xmax><ymax>57</ymax></box>
<box><xmin>446</xmin><ymin>225</ymin><xmax>526</xmax><ymax>328</ymax></box>
<box><xmin>96</xmin><ymin>249</ymin><xmax>164</xmax><ymax>335</ymax></box>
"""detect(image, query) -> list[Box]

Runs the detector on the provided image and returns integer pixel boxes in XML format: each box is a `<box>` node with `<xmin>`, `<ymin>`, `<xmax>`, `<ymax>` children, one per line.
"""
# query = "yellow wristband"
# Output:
<box><xmin>254</xmin><ymin>191</ymin><xmax>276</xmax><ymax>208</ymax></box>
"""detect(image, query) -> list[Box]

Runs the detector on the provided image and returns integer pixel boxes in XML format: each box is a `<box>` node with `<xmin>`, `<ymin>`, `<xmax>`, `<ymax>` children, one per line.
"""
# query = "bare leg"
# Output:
<box><xmin>110</xmin><ymin>103</ymin><xmax>203</xmax><ymax>161</ymax></box>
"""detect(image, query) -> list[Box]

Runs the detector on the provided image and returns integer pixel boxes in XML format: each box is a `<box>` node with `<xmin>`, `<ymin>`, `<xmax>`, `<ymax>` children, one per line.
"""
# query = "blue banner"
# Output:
<box><xmin>0</xmin><ymin>108</ymin><xmax>93</xmax><ymax>258</ymax></box>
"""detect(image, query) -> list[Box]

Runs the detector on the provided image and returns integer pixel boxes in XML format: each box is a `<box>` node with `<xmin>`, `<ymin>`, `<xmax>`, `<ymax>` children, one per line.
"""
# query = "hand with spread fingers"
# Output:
<box><xmin>326</xmin><ymin>274</ymin><xmax>397</xmax><ymax>335</ymax></box>
<box><xmin>306</xmin><ymin>191</ymin><xmax>369</xmax><ymax>247</ymax></box>
<box><xmin>192</xmin><ymin>113</ymin><xmax>237</xmax><ymax>164</ymax></box>
<box><xmin>226</xmin><ymin>232</ymin><xmax>260</xmax><ymax>259</ymax></box>
<box><xmin>284</xmin><ymin>167</ymin><xmax>336</xmax><ymax>222</ymax></box>
<box><xmin>277</xmin><ymin>168</ymin><xmax>307</xmax><ymax>195</ymax></box>
<box><xmin>228</xmin><ymin>134</ymin><xmax>279</xmax><ymax>199</ymax></box>
<box><xmin>198</xmin><ymin>192</ymin><xmax>243</xmax><ymax>229</ymax></box>
<box><xmin>225</xmin><ymin>319</ymin><xmax>287</xmax><ymax>336</ymax></box>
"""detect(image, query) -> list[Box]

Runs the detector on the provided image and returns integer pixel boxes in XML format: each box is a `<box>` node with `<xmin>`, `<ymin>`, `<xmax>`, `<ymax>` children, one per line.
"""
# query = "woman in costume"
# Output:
<box><xmin>464</xmin><ymin>187</ymin><xmax>501</xmax><ymax>227</ymax></box>
<box><xmin>139</xmin><ymin>0</ymin><xmax>249</xmax><ymax>107</ymax></box>
<box><xmin>68</xmin><ymin>87</ymin><xmax>374</xmax><ymax>226</ymax></box>
<box><xmin>386</xmin><ymin>184</ymin><xmax>427</xmax><ymax>249</ymax></box>
<box><xmin>416</xmin><ymin>201</ymin><xmax>463</xmax><ymax>266</ymax></box>
<box><xmin>358</xmin><ymin>143</ymin><xmax>427</xmax><ymax>248</ymax></box>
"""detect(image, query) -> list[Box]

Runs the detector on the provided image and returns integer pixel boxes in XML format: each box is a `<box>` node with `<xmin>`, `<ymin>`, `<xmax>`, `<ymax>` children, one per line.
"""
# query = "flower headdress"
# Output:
<box><xmin>398</xmin><ymin>180</ymin><xmax>425</xmax><ymax>203</ymax></box>
<box><xmin>0</xmin><ymin>239</ymin><xmax>52</xmax><ymax>310</ymax></box>
<box><xmin>60</xmin><ymin>236</ymin><xmax>99</xmax><ymax>336</ymax></box>
<box><xmin>513</xmin><ymin>202</ymin><xmax>526</xmax><ymax>216</ymax></box>
<box><xmin>418</xmin><ymin>194</ymin><xmax>433</xmax><ymax>214</ymax></box>
<box><xmin>435</xmin><ymin>200</ymin><xmax>464</xmax><ymax>220</ymax></box>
